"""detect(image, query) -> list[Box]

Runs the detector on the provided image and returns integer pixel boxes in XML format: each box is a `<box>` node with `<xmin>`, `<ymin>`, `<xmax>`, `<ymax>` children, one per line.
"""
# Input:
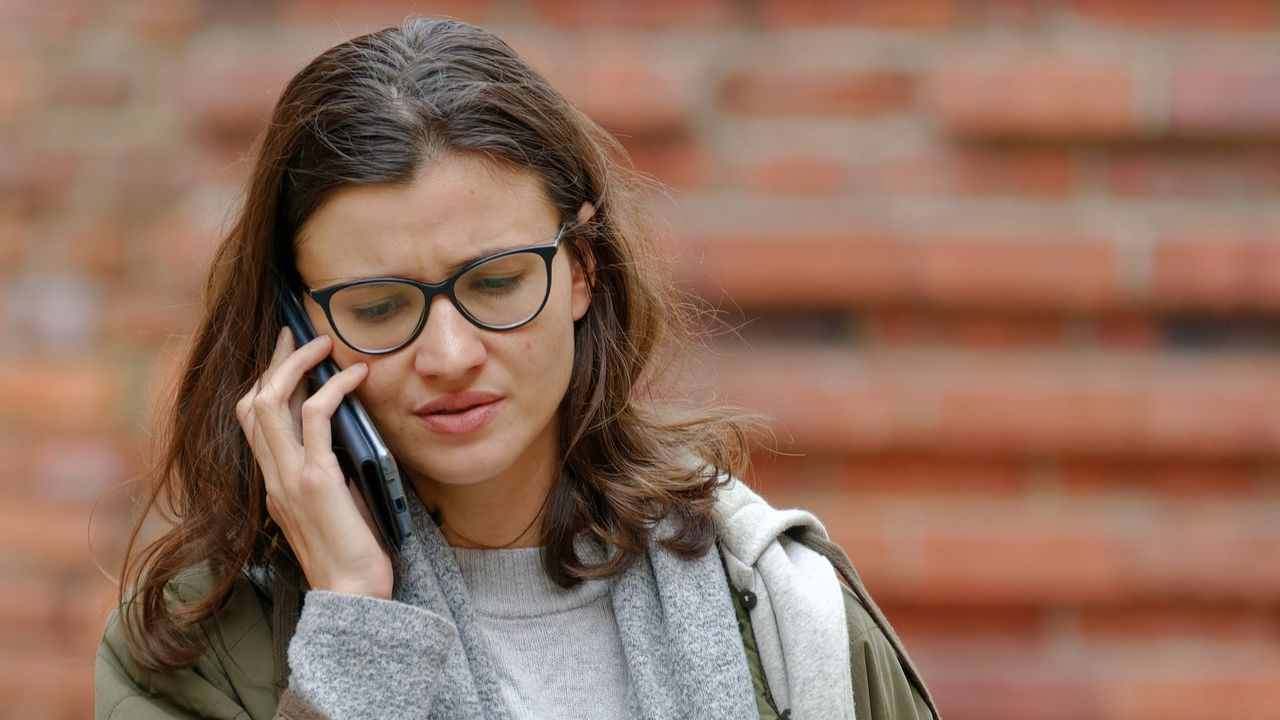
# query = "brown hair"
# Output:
<box><xmin>120</xmin><ymin>17</ymin><xmax>752</xmax><ymax>671</ymax></box>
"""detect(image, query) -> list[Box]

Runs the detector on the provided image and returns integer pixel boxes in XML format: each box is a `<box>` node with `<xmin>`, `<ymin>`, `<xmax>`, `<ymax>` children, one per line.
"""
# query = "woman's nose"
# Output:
<box><xmin>411</xmin><ymin>294</ymin><xmax>487</xmax><ymax>381</ymax></box>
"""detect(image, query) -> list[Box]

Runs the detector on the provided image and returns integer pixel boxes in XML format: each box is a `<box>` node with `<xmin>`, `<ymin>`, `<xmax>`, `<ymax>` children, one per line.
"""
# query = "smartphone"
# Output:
<box><xmin>276</xmin><ymin>285</ymin><xmax>413</xmax><ymax>552</ymax></box>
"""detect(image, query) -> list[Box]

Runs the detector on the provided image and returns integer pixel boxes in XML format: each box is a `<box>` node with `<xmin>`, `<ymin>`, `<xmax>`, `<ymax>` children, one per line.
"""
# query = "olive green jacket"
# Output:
<box><xmin>96</xmin><ymin>537</ymin><xmax>938</xmax><ymax>720</ymax></box>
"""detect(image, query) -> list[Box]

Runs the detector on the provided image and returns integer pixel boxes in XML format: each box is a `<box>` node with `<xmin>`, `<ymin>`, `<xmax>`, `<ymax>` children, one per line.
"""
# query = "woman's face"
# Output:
<box><xmin>293</xmin><ymin>153</ymin><xmax>591</xmax><ymax>495</ymax></box>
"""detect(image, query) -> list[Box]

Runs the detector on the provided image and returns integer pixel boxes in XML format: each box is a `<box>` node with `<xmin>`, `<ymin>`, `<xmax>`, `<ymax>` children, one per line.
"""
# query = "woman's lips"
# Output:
<box><xmin>416</xmin><ymin>399</ymin><xmax>501</xmax><ymax>435</ymax></box>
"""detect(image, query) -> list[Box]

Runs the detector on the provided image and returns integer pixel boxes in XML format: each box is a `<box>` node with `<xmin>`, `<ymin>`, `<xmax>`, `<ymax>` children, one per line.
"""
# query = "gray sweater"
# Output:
<box><xmin>285</xmin><ymin>481</ymin><xmax>805</xmax><ymax>719</ymax></box>
<box><xmin>288</xmin><ymin>545</ymin><xmax>633</xmax><ymax>720</ymax></box>
<box><xmin>451</xmin><ymin>546</ymin><xmax>630</xmax><ymax>719</ymax></box>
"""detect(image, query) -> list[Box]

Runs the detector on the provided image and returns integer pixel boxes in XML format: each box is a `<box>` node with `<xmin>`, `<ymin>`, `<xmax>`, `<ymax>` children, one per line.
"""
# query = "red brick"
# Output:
<box><xmin>722</xmin><ymin>68</ymin><xmax>915</xmax><ymax>117</ymax></box>
<box><xmin>548</xmin><ymin>43</ymin><xmax>695</xmax><ymax>135</ymax></box>
<box><xmin>799</xmin><ymin>490</ymin><xmax>1132</xmax><ymax>604</ymax></box>
<box><xmin>0</xmin><ymin>431</ymin><xmax>31</xmax><ymax>503</ymax></box>
<box><xmin>743</xmin><ymin>155</ymin><xmax>850</xmax><ymax>195</ymax></box>
<box><xmin>102</xmin><ymin>289</ymin><xmax>201</xmax><ymax>339</ymax></box>
<box><xmin>77</xmin><ymin>572</ymin><xmax>120</xmax><ymax>640</ymax></box>
<box><xmin>0</xmin><ymin>148</ymin><xmax>78</xmax><ymax>216</ymax></box>
<box><xmin>791</xmin><ymin>490</ymin><xmax>1280</xmax><ymax>604</ymax></box>
<box><xmin>119</xmin><ymin>0</ymin><xmax>202</xmax><ymax>42</ymax></box>
<box><xmin>170</xmin><ymin>45</ymin><xmax>304</xmax><ymax>142</ymax></box>
<box><xmin>618</xmin><ymin>132</ymin><xmax>712</xmax><ymax>191</ymax></box>
<box><xmin>4</xmin><ymin>270</ymin><xmax>104</xmax><ymax>355</ymax></box>
<box><xmin>63</xmin><ymin>215</ymin><xmax>130</xmax><ymax>281</ymax></box>
<box><xmin>1150</xmin><ymin>232</ymin><xmax>1280</xmax><ymax>310</ymax></box>
<box><xmin>141</xmin><ymin>206</ymin><xmax>220</xmax><ymax>289</ymax></box>
<box><xmin>86</xmin><ymin>491</ymin><xmax>142</xmax><ymax>588</ymax></box>
<box><xmin>0</xmin><ymin>211</ymin><xmax>27</xmax><ymax>271</ymax></box>
<box><xmin>1095</xmin><ymin>313</ymin><xmax>1162</xmax><ymax>351</ymax></box>
<box><xmin>1107</xmin><ymin>150</ymin><xmax>1280</xmax><ymax>197</ymax></box>
<box><xmin>0</xmin><ymin>504</ymin><xmax>94</xmax><ymax>571</ymax></box>
<box><xmin>88</xmin><ymin>147</ymin><xmax>211</xmax><ymax>233</ymax></box>
<box><xmin>839</xmin><ymin>453</ymin><xmax>1029</xmax><ymax>491</ymax></box>
<box><xmin>921</xmin><ymin>645</ymin><xmax>1280</xmax><ymax>720</ymax></box>
<box><xmin>866</xmin><ymin>309</ymin><xmax>1072</xmax><ymax>349</ymax></box>
<box><xmin>530</xmin><ymin>0</ymin><xmax>735</xmax><ymax>28</ymax></box>
<box><xmin>871</xmin><ymin>148</ymin><xmax>1075</xmax><ymax>197</ymax></box>
<box><xmin>0</xmin><ymin>575</ymin><xmax>62</xmax><ymax>650</ymax></box>
<box><xmin>47</xmin><ymin>65</ymin><xmax>131</xmax><ymax>107</ymax></box>
<box><xmin>28</xmin><ymin>436</ymin><xmax>130</xmax><ymax>505</ymax></box>
<box><xmin>679</xmin><ymin>232</ymin><xmax>1124</xmax><ymax>311</ymax></box>
<box><xmin>712</xmin><ymin>349</ymin><xmax>1280</xmax><ymax>457</ymax></box>
<box><xmin>0</xmin><ymin>572</ymin><xmax>111</xmax><ymax>655</ymax></box>
<box><xmin>0</xmin><ymin>359</ymin><xmax>125</xmax><ymax>433</ymax></box>
<box><xmin>0</xmin><ymin>651</ymin><xmax>93</xmax><ymax>719</ymax></box>
<box><xmin>0</xmin><ymin>0</ymin><xmax>83</xmax><ymax>30</ymax></box>
<box><xmin>915</xmin><ymin>235</ymin><xmax>1121</xmax><ymax>309</ymax></box>
<box><xmin>971</xmin><ymin>0</ymin><xmax>1044</xmax><ymax>27</ymax></box>
<box><xmin>913</xmin><ymin>506</ymin><xmax>1125</xmax><ymax>605</ymax></box>
<box><xmin>1072</xmin><ymin>0</ymin><xmax>1280</xmax><ymax>29</ymax></box>
<box><xmin>1103</xmin><ymin>663</ymin><xmax>1280</xmax><ymax>720</ymax></box>
<box><xmin>877</xmin><ymin>604</ymin><xmax>1045</xmax><ymax>645</ymax></box>
<box><xmin>1079</xmin><ymin>605</ymin><xmax>1278</xmax><ymax>645</ymax></box>
<box><xmin>281</xmin><ymin>0</ymin><xmax>494</xmax><ymax>28</ymax></box>
<box><xmin>0</xmin><ymin>54</ymin><xmax>37</xmax><ymax>127</ymax></box>
<box><xmin>1129</xmin><ymin>504</ymin><xmax>1280</xmax><ymax>603</ymax></box>
<box><xmin>928</xmin><ymin>55</ymin><xmax>1141</xmax><ymax>140</ymax></box>
<box><xmin>677</xmin><ymin>233</ymin><xmax>912</xmax><ymax>307</ymax></box>
<box><xmin>1170</xmin><ymin>64</ymin><xmax>1280</xmax><ymax>139</ymax></box>
<box><xmin>757</xmin><ymin>0</ymin><xmax>964</xmax><ymax>28</ymax></box>
<box><xmin>1059</xmin><ymin>459</ymin><xmax>1261</xmax><ymax>496</ymax></box>
<box><xmin>923</xmin><ymin>657</ymin><xmax>1103</xmax><ymax>720</ymax></box>
<box><xmin>756</xmin><ymin>453</ymin><xmax>1030</xmax><ymax>496</ymax></box>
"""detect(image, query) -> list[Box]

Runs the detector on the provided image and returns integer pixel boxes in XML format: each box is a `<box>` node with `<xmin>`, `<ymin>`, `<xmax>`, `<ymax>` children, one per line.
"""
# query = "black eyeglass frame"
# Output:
<box><xmin>304</xmin><ymin>224</ymin><xmax>567</xmax><ymax>355</ymax></box>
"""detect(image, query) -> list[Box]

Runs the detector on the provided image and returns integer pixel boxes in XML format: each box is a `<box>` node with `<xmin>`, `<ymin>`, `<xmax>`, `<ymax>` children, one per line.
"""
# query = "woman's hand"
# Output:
<box><xmin>235</xmin><ymin>328</ymin><xmax>393</xmax><ymax>599</ymax></box>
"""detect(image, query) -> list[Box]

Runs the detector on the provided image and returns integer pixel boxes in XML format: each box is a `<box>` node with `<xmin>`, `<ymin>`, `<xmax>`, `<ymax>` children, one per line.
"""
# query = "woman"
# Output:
<box><xmin>96</xmin><ymin>17</ymin><xmax>938</xmax><ymax>720</ymax></box>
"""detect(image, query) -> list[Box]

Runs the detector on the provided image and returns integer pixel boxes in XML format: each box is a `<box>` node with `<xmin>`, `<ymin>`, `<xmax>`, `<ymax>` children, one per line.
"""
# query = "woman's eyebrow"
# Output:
<box><xmin>440</xmin><ymin>235</ymin><xmax>555</xmax><ymax>275</ymax></box>
<box><xmin>313</xmin><ymin>238</ymin><xmax>548</xmax><ymax>287</ymax></box>
<box><xmin>441</xmin><ymin>243</ymin><xmax>521</xmax><ymax>275</ymax></box>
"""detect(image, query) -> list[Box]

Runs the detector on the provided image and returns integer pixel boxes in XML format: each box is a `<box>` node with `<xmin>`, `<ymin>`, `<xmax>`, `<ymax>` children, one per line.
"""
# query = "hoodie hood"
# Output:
<box><xmin>710</xmin><ymin>478</ymin><xmax>855</xmax><ymax>719</ymax></box>
<box><xmin>712</xmin><ymin>479</ymin><xmax>833</xmax><ymax>591</ymax></box>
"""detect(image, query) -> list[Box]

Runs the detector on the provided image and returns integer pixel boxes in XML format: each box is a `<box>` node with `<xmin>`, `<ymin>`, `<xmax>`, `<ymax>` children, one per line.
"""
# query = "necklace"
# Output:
<box><xmin>436</xmin><ymin>489</ymin><xmax>554</xmax><ymax>550</ymax></box>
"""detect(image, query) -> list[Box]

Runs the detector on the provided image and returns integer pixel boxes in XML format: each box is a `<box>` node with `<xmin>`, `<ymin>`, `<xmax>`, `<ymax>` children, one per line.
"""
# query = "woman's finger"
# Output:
<box><xmin>237</xmin><ymin>382</ymin><xmax>286</xmax><ymax>499</ymax></box>
<box><xmin>246</xmin><ymin>401</ymin><xmax>282</xmax><ymax>492</ymax></box>
<box><xmin>258</xmin><ymin>332</ymin><xmax>328</xmax><ymax>407</ymax></box>
<box><xmin>298</xmin><ymin>362</ymin><xmax>368</xmax><ymax>467</ymax></box>
<box><xmin>254</xmin><ymin>334</ymin><xmax>333</xmax><ymax>470</ymax></box>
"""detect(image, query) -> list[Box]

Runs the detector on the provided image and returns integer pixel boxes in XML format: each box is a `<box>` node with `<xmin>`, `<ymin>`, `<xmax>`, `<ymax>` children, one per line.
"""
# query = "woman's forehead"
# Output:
<box><xmin>293</xmin><ymin>156</ymin><xmax>559</xmax><ymax>286</ymax></box>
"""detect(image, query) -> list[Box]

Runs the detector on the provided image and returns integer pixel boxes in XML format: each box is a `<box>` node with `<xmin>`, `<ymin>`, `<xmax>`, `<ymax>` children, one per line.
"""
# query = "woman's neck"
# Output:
<box><xmin>411</xmin><ymin>458</ymin><xmax>557</xmax><ymax>550</ymax></box>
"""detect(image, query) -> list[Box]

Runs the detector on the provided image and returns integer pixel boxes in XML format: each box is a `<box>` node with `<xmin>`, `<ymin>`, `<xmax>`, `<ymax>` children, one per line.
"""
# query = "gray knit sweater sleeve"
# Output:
<box><xmin>287</xmin><ymin>590</ymin><xmax>459</xmax><ymax>720</ymax></box>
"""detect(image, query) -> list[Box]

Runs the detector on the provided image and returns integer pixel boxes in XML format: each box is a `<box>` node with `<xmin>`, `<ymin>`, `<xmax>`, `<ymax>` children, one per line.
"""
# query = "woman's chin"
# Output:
<box><xmin>393</xmin><ymin>416</ymin><xmax>556</xmax><ymax>493</ymax></box>
<box><xmin>403</xmin><ymin>463</ymin><xmax>492</xmax><ymax>489</ymax></box>
<box><xmin>399</xmin><ymin>448</ymin><xmax>511</xmax><ymax>490</ymax></box>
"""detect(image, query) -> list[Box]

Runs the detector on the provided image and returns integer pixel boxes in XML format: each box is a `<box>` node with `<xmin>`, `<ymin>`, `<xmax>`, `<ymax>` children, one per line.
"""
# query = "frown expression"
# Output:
<box><xmin>293</xmin><ymin>152</ymin><xmax>592</xmax><ymax>494</ymax></box>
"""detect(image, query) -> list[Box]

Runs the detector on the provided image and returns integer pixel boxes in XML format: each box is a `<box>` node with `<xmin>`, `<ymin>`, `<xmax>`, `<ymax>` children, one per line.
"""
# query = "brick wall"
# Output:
<box><xmin>4</xmin><ymin>1</ymin><xmax>1280</xmax><ymax>718</ymax></box>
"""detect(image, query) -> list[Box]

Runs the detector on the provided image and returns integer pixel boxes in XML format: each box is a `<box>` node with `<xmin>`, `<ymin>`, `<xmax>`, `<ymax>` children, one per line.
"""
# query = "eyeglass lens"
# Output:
<box><xmin>326</xmin><ymin>251</ymin><xmax>549</xmax><ymax>351</ymax></box>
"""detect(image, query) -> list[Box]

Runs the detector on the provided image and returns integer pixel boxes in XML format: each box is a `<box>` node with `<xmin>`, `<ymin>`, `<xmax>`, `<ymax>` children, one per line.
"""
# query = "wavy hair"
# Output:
<box><xmin>120</xmin><ymin>17</ymin><xmax>753</xmax><ymax>671</ymax></box>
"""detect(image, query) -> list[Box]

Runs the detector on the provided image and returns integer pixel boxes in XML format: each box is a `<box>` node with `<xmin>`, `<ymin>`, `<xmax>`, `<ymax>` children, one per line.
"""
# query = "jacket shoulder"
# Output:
<box><xmin>840</xmin><ymin>586</ymin><xmax>936</xmax><ymax>720</ymax></box>
<box><xmin>794</xmin><ymin>532</ymin><xmax>941</xmax><ymax>718</ymax></box>
<box><xmin>95</xmin><ymin>567</ymin><xmax>279</xmax><ymax>720</ymax></box>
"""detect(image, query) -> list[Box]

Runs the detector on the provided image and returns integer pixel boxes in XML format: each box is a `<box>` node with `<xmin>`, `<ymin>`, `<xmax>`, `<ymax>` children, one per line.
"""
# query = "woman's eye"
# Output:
<box><xmin>471</xmin><ymin>274</ymin><xmax>523</xmax><ymax>294</ymax></box>
<box><xmin>353</xmin><ymin>297</ymin><xmax>408</xmax><ymax>321</ymax></box>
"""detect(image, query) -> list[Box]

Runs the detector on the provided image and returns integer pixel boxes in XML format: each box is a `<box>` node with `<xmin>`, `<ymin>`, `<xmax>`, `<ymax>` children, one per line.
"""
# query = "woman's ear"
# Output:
<box><xmin>569</xmin><ymin>201</ymin><xmax>596</xmax><ymax>322</ymax></box>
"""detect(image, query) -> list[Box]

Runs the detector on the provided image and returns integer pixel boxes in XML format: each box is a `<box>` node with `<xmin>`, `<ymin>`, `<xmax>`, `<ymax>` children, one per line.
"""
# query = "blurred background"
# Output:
<box><xmin>4</xmin><ymin>0</ymin><xmax>1280</xmax><ymax>718</ymax></box>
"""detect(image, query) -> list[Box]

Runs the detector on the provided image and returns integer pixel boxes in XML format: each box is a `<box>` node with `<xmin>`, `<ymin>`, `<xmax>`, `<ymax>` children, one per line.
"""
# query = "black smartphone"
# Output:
<box><xmin>276</xmin><ymin>285</ymin><xmax>413</xmax><ymax>552</ymax></box>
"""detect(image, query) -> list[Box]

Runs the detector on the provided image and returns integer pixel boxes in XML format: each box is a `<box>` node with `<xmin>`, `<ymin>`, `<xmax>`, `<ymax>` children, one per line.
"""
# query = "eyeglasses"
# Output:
<box><xmin>305</xmin><ymin>225</ymin><xmax>566</xmax><ymax>355</ymax></box>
